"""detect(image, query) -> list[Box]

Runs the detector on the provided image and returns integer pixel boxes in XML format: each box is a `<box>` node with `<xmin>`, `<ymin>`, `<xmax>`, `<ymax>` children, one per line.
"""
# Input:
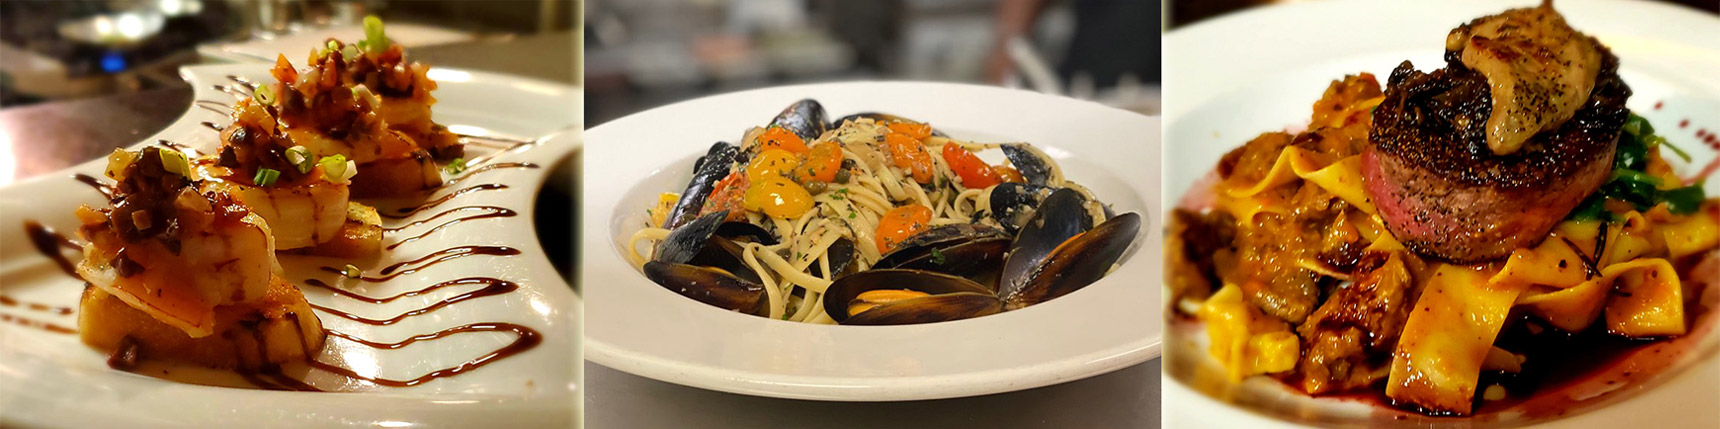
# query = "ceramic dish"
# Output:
<box><xmin>1162</xmin><ymin>0</ymin><xmax>1720</xmax><ymax>426</ymax></box>
<box><xmin>0</xmin><ymin>64</ymin><xmax>582</xmax><ymax>427</ymax></box>
<box><xmin>582</xmin><ymin>82</ymin><xmax>1161</xmax><ymax>401</ymax></box>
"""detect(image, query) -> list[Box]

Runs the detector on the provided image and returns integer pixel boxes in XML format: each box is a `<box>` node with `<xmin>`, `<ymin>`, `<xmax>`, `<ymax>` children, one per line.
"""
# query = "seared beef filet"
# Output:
<box><xmin>1363</xmin><ymin>41</ymin><xmax>1629</xmax><ymax>262</ymax></box>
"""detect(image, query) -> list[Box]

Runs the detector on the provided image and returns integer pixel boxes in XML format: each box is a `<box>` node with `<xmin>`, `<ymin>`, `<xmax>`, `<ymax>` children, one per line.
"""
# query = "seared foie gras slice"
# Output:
<box><xmin>1446</xmin><ymin>3</ymin><xmax>1603</xmax><ymax>155</ymax></box>
<box><xmin>1366</xmin><ymin>44</ymin><xmax>1629</xmax><ymax>262</ymax></box>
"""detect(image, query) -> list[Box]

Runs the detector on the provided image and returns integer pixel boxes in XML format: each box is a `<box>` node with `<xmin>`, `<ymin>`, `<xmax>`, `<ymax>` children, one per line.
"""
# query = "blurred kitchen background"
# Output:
<box><xmin>0</xmin><ymin>0</ymin><xmax>579</xmax><ymax>185</ymax></box>
<box><xmin>1169</xmin><ymin>0</ymin><xmax>1718</xmax><ymax>28</ymax></box>
<box><xmin>0</xmin><ymin>0</ymin><xmax>578</xmax><ymax>107</ymax></box>
<box><xmin>583</xmin><ymin>0</ymin><xmax>1163</xmax><ymax>126</ymax></box>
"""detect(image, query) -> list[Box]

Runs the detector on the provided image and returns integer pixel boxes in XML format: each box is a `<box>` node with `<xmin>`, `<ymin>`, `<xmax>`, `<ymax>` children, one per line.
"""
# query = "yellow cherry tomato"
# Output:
<box><xmin>876</xmin><ymin>204</ymin><xmax>933</xmax><ymax>253</ymax></box>
<box><xmin>746</xmin><ymin>148</ymin><xmax>800</xmax><ymax>183</ymax></box>
<box><xmin>743</xmin><ymin>175</ymin><xmax>814</xmax><ymax>219</ymax></box>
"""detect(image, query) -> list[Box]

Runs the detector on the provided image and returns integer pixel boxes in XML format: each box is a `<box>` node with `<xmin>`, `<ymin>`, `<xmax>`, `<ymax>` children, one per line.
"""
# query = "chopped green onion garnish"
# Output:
<box><xmin>326</xmin><ymin>40</ymin><xmax>340</xmax><ymax>52</ymax></box>
<box><xmin>320</xmin><ymin>154</ymin><xmax>354</xmax><ymax>183</ymax></box>
<box><xmin>342</xmin><ymin>264</ymin><xmax>362</xmax><ymax>279</ymax></box>
<box><xmin>340</xmin><ymin>44</ymin><xmax>359</xmax><ymax>59</ymax></box>
<box><xmin>253</xmin><ymin>85</ymin><xmax>276</xmax><ymax>106</ymax></box>
<box><xmin>285</xmin><ymin>146</ymin><xmax>314</xmax><ymax>173</ymax></box>
<box><xmin>1661</xmin><ymin>137</ymin><xmax>1693</xmax><ymax>163</ymax></box>
<box><xmin>158</xmin><ymin>148</ymin><xmax>191</xmax><ymax>178</ymax></box>
<box><xmin>362</xmin><ymin>15</ymin><xmax>387</xmax><ymax>51</ymax></box>
<box><xmin>446</xmin><ymin>157</ymin><xmax>467</xmax><ymax>174</ymax></box>
<box><xmin>253</xmin><ymin>168</ymin><xmax>281</xmax><ymax>187</ymax></box>
<box><xmin>1609</xmin><ymin>168</ymin><xmax>1663</xmax><ymax>187</ymax></box>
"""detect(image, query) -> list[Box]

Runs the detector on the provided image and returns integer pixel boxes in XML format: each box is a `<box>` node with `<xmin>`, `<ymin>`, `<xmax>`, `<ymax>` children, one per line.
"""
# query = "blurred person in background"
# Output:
<box><xmin>985</xmin><ymin>0</ymin><xmax>1160</xmax><ymax>93</ymax></box>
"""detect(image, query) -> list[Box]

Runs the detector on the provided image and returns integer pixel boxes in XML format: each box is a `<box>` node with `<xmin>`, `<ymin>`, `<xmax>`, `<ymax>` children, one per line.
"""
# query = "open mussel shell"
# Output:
<box><xmin>1003</xmin><ymin>212</ymin><xmax>1141</xmax><ymax>310</ymax></box>
<box><xmin>1000</xmin><ymin>143</ymin><xmax>1057</xmax><ymax>186</ymax></box>
<box><xmin>772</xmin><ymin>99</ymin><xmax>831</xmax><ymax>141</ymax></box>
<box><xmin>714</xmin><ymin>221</ymin><xmax>777</xmax><ymax>245</ymax></box>
<box><xmin>874</xmin><ymin>223</ymin><xmax>1011</xmax><ymax>279</ymax></box>
<box><xmin>810</xmin><ymin>237</ymin><xmax>859</xmax><ymax>279</ymax></box>
<box><xmin>654</xmin><ymin>210</ymin><xmax>728</xmax><ymax>264</ymax></box>
<box><xmin>823</xmin><ymin>269</ymin><xmax>1002</xmax><ymax>325</ymax></box>
<box><xmin>999</xmin><ymin>188</ymin><xmax>1093</xmax><ymax>297</ymax></box>
<box><xmin>667</xmin><ymin>143</ymin><xmax>738</xmax><ymax>229</ymax></box>
<box><xmin>988</xmin><ymin>182</ymin><xmax>1053</xmax><ymax>235</ymax></box>
<box><xmin>685</xmin><ymin>235</ymin><xmax>760</xmax><ymax>283</ymax></box>
<box><xmin>644</xmin><ymin>260</ymin><xmax>767</xmax><ymax>316</ymax></box>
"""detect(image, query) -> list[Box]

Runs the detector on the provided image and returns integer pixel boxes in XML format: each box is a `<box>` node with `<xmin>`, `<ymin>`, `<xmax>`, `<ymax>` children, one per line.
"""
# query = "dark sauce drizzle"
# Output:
<box><xmin>20</xmin><ymin>152</ymin><xmax>544</xmax><ymax>390</ymax></box>
<box><xmin>388</xmin><ymin>184</ymin><xmax>507</xmax><ymax>217</ymax></box>
<box><xmin>199</xmin><ymin>121</ymin><xmax>224</xmax><ymax>131</ymax></box>
<box><xmin>194</xmin><ymin>100</ymin><xmax>232</xmax><ymax>115</ymax></box>
<box><xmin>383</xmin><ymin>206</ymin><xmax>517</xmax><ymax>250</ymax></box>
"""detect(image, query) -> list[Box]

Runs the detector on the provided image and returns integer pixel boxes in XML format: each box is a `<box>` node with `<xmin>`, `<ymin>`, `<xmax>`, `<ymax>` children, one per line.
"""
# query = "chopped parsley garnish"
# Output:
<box><xmin>253</xmin><ymin>168</ymin><xmax>281</xmax><ymax>187</ymax></box>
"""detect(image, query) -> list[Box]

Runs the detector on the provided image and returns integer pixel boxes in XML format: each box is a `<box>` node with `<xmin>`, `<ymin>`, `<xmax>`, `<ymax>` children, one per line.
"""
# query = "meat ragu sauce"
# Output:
<box><xmin>1167</xmin><ymin>69</ymin><xmax>1720</xmax><ymax>418</ymax></box>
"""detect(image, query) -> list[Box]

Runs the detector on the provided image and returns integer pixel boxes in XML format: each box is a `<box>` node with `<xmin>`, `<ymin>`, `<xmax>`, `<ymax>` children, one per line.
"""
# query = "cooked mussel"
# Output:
<box><xmin>647</xmin><ymin>211</ymin><xmax>769</xmax><ymax>314</ymax></box>
<box><xmin>1002</xmin><ymin>212</ymin><xmax>1140</xmax><ymax>309</ymax></box>
<box><xmin>1000</xmin><ymin>188</ymin><xmax>1094</xmax><ymax>295</ymax></box>
<box><xmin>714</xmin><ymin>221</ymin><xmax>777</xmax><ymax>245</ymax></box>
<box><xmin>771</xmin><ymin>99</ymin><xmax>831</xmax><ymax>142</ymax></box>
<box><xmin>873</xmin><ymin>223</ymin><xmax>1011</xmax><ymax>279</ymax></box>
<box><xmin>643</xmin><ymin>261</ymin><xmax>767</xmax><ymax>315</ymax></box>
<box><xmin>987</xmin><ymin>182</ymin><xmax>1053</xmax><ymax>234</ymax></box>
<box><xmin>666</xmin><ymin>142</ymin><xmax>738</xmax><ymax>229</ymax></box>
<box><xmin>822</xmin><ymin>269</ymin><xmax>1003</xmax><ymax>325</ymax></box>
<box><xmin>1000</xmin><ymin>143</ymin><xmax>1058</xmax><ymax>186</ymax></box>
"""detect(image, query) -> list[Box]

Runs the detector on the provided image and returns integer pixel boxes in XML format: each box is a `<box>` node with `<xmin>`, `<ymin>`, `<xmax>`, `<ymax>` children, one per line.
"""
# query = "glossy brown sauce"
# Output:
<box><xmin>0</xmin><ymin>314</ymin><xmax>77</xmax><ymax>334</ymax></box>
<box><xmin>312</xmin><ymin>323</ymin><xmax>542</xmax><ymax>387</ymax></box>
<box><xmin>319</xmin><ymin>245</ymin><xmax>521</xmax><ymax>282</ymax></box>
<box><xmin>439</xmin><ymin>162</ymin><xmax>538</xmax><ymax>188</ymax></box>
<box><xmin>193</xmin><ymin>100</ymin><xmax>231</xmax><ymax>115</ymax></box>
<box><xmin>383</xmin><ymin>206</ymin><xmax>517</xmax><ymax>250</ymax></box>
<box><xmin>72</xmin><ymin>173</ymin><xmax>114</xmax><ymax>198</ymax></box>
<box><xmin>0</xmin><ymin>295</ymin><xmax>75</xmax><ymax>315</ymax></box>
<box><xmin>200</xmin><ymin>121</ymin><xmax>223</xmax><ymax>131</ymax></box>
<box><xmin>388</xmin><ymin>184</ymin><xmax>507</xmax><ymax>217</ymax></box>
<box><xmin>306</xmin><ymin>278</ymin><xmax>518</xmax><ymax>326</ymax></box>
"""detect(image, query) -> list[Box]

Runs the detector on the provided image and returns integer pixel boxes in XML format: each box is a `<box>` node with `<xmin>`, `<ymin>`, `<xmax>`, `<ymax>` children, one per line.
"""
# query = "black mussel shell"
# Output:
<box><xmin>988</xmin><ymin>182</ymin><xmax>1053</xmax><ymax>235</ymax></box>
<box><xmin>644</xmin><ymin>260</ymin><xmax>767</xmax><ymax>316</ymax></box>
<box><xmin>685</xmin><ymin>235</ymin><xmax>761</xmax><ymax>284</ymax></box>
<box><xmin>1000</xmin><ymin>143</ymin><xmax>1056</xmax><ymax>186</ymax></box>
<box><xmin>715</xmin><ymin>221</ymin><xmax>777</xmax><ymax>245</ymax></box>
<box><xmin>771</xmin><ymin>99</ymin><xmax>831</xmax><ymax>142</ymax></box>
<box><xmin>1003</xmin><ymin>212</ymin><xmax>1141</xmax><ymax>310</ymax></box>
<box><xmin>667</xmin><ymin>142</ymin><xmax>737</xmax><ymax>228</ymax></box>
<box><xmin>999</xmin><ymin>188</ymin><xmax>1092</xmax><ymax>298</ymax></box>
<box><xmin>810</xmin><ymin>237</ymin><xmax>860</xmax><ymax>279</ymax></box>
<box><xmin>823</xmin><ymin>269</ymin><xmax>1000</xmax><ymax>324</ymax></box>
<box><xmin>874</xmin><ymin>224</ymin><xmax>1011</xmax><ymax>280</ymax></box>
<box><xmin>843</xmin><ymin>292</ymin><xmax>1003</xmax><ymax>326</ymax></box>
<box><xmin>654</xmin><ymin>210</ymin><xmax>728</xmax><ymax>264</ymax></box>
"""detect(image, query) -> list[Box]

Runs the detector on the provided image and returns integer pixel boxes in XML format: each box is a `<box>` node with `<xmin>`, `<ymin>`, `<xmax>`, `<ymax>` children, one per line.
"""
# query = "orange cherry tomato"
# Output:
<box><xmin>884</xmin><ymin>133</ymin><xmax>935</xmax><ymax>184</ymax></box>
<box><xmin>743</xmin><ymin>175</ymin><xmax>814</xmax><ymax>219</ymax></box>
<box><xmin>940</xmin><ymin>144</ymin><xmax>1003</xmax><ymax>189</ymax></box>
<box><xmin>876</xmin><ymin>204</ymin><xmax>933</xmax><ymax>253</ymax></box>
<box><xmin>795</xmin><ymin>141</ymin><xmax>843</xmax><ymax>183</ymax></box>
<box><xmin>886</xmin><ymin>122</ymin><xmax>932</xmax><ymax>140</ymax></box>
<box><xmin>758</xmin><ymin>126</ymin><xmax>809</xmax><ymax>155</ymax></box>
<box><xmin>992</xmin><ymin>166</ymin><xmax>1025</xmax><ymax>183</ymax></box>
<box><xmin>701</xmin><ymin>171</ymin><xmax>749</xmax><ymax>221</ymax></box>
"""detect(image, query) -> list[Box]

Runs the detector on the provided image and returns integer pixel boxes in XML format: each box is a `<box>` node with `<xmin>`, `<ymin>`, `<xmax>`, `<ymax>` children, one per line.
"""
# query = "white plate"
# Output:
<box><xmin>582</xmin><ymin>82</ymin><xmax>1162</xmax><ymax>401</ymax></box>
<box><xmin>0</xmin><ymin>64</ymin><xmax>582</xmax><ymax>427</ymax></box>
<box><xmin>1163</xmin><ymin>0</ymin><xmax>1720</xmax><ymax>427</ymax></box>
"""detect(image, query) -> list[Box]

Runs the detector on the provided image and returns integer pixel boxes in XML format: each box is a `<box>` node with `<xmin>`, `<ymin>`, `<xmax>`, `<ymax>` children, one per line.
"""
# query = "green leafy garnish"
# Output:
<box><xmin>1663</xmin><ymin>184</ymin><xmax>1707</xmax><ymax>215</ymax></box>
<box><xmin>1568</xmin><ymin>112</ymin><xmax>1709</xmax><ymax>221</ymax></box>
<box><xmin>446</xmin><ymin>157</ymin><xmax>467</xmax><ymax>175</ymax></box>
<box><xmin>253</xmin><ymin>168</ymin><xmax>281</xmax><ymax>187</ymax></box>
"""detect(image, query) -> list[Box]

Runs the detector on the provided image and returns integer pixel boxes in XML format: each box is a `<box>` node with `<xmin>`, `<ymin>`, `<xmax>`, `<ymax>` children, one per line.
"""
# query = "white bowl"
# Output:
<box><xmin>582</xmin><ymin>82</ymin><xmax>1162</xmax><ymax>401</ymax></box>
<box><xmin>1162</xmin><ymin>0</ymin><xmax>1720</xmax><ymax>427</ymax></box>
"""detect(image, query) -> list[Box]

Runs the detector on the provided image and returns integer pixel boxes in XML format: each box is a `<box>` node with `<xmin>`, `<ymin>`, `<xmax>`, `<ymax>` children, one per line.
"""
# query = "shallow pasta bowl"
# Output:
<box><xmin>1162</xmin><ymin>0</ymin><xmax>1720</xmax><ymax>426</ymax></box>
<box><xmin>582</xmin><ymin>82</ymin><xmax>1162</xmax><ymax>401</ymax></box>
<box><xmin>0</xmin><ymin>64</ymin><xmax>582</xmax><ymax>427</ymax></box>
